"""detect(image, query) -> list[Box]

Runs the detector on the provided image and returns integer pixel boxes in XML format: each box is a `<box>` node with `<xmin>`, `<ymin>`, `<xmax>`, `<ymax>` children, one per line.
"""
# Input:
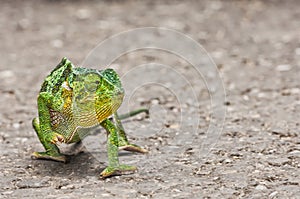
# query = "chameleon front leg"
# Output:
<box><xmin>31</xmin><ymin>93</ymin><xmax>66</xmax><ymax>162</ymax></box>
<box><xmin>114</xmin><ymin>112</ymin><xmax>148</xmax><ymax>153</ymax></box>
<box><xmin>100</xmin><ymin>119</ymin><xmax>137</xmax><ymax>178</ymax></box>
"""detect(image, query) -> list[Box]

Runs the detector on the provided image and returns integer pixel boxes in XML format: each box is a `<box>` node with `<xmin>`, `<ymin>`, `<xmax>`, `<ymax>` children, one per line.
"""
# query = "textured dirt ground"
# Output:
<box><xmin>0</xmin><ymin>0</ymin><xmax>300</xmax><ymax>198</ymax></box>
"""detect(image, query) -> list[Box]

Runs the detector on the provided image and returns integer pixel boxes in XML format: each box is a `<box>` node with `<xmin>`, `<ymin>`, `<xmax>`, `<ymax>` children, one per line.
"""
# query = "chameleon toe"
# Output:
<box><xmin>100</xmin><ymin>165</ymin><xmax>137</xmax><ymax>178</ymax></box>
<box><xmin>31</xmin><ymin>152</ymin><xmax>67</xmax><ymax>163</ymax></box>
<box><xmin>119</xmin><ymin>144</ymin><xmax>148</xmax><ymax>154</ymax></box>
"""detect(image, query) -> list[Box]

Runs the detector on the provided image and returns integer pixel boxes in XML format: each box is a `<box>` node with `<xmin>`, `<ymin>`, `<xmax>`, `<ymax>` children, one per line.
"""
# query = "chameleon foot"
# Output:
<box><xmin>119</xmin><ymin>144</ymin><xmax>148</xmax><ymax>153</ymax></box>
<box><xmin>31</xmin><ymin>151</ymin><xmax>67</xmax><ymax>163</ymax></box>
<box><xmin>100</xmin><ymin>165</ymin><xmax>137</xmax><ymax>178</ymax></box>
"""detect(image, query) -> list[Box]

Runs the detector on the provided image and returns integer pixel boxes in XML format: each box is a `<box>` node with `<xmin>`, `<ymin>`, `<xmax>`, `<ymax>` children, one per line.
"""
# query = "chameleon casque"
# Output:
<box><xmin>32</xmin><ymin>57</ymin><xmax>148</xmax><ymax>178</ymax></box>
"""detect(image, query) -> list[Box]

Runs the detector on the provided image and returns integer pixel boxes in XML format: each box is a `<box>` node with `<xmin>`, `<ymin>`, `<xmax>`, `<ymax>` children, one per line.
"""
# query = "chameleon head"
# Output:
<box><xmin>72</xmin><ymin>67</ymin><xmax>124</xmax><ymax>123</ymax></box>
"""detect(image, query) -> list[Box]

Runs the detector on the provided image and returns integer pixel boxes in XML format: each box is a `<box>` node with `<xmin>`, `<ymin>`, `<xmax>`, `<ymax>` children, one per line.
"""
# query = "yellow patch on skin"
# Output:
<box><xmin>62</xmin><ymin>82</ymin><xmax>73</xmax><ymax>110</ymax></box>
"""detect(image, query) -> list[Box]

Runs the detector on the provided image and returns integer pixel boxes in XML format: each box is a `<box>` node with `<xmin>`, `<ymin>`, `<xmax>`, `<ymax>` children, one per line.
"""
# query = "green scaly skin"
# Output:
<box><xmin>32</xmin><ymin>57</ymin><xmax>148</xmax><ymax>178</ymax></box>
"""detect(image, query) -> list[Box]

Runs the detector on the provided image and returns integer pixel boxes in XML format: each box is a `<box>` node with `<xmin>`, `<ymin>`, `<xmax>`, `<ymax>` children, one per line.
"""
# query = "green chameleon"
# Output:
<box><xmin>32</xmin><ymin>57</ymin><xmax>148</xmax><ymax>178</ymax></box>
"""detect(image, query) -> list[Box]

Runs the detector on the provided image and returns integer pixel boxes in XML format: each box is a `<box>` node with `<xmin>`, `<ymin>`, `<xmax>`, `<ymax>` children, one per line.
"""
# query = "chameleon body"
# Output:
<box><xmin>32</xmin><ymin>57</ymin><xmax>148</xmax><ymax>178</ymax></box>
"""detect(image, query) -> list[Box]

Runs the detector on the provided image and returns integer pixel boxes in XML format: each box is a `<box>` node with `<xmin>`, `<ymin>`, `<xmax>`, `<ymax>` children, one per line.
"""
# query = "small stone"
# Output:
<box><xmin>16</xmin><ymin>179</ymin><xmax>49</xmax><ymax>188</ymax></box>
<box><xmin>17</xmin><ymin>18</ymin><xmax>30</xmax><ymax>30</ymax></box>
<box><xmin>295</xmin><ymin>48</ymin><xmax>300</xmax><ymax>55</ymax></box>
<box><xmin>281</xmin><ymin>88</ymin><xmax>300</xmax><ymax>96</ymax></box>
<box><xmin>290</xmin><ymin>88</ymin><xmax>300</xmax><ymax>94</ymax></box>
<box><xmin>51</xmin><ymin>39</ymin><xmax>63</xmax><ymax>48</ymax></box>
<box><xmin>2</xmin><ymin>191</ymin><xmax>13</xmax><ymax>195</ymax></box>
<box><xmin>288</xmin><ymin>150</ymin><xmax>300</xmax><ymax>156</ymax></box>
<box><xmin>224</xmin><ymin>158</ymin><xmax>232</xmax><ymax>163</ymax></box>
<box><xmin>193</xmin><ymin>168</ymin><xmax>211</xmax><ymax>176</ymax></box>
<box><xmin>151</xmin><ymin>98</ymin><xmax>160</xmax><ymax>105</ymax></box>
<box><xmin>76</xmin><ymin>9</ymin><xmax>91</xmax><ymax>20</ymax></box>
<box><xmin>257</xmin><ymin>92</ymin><xmax>266</xmax><ymax>98</ymax></box>
<box><xmin>169</xmin><ymin>123</ymin><xmax>180</xmax><ymax>129</ymax></box>
<box><xmin>267</xmin><ymin>157</ymin><xmax>290</xmax><ymax>166</ymax></box>
<box><xmin>210</xmin><ymin>1</ymin><xmax>222</xmax><ymax>10</ymax></box>
<box><xmin>213</xmin><ymin>176</ymin><xmax>220</xmax><ymax>181</ymax></box>
<box><xmin>276</xmin><ymin>64</ymin><xmax>291</xmax><ymax>72</ymax></box>
<box><xmin>0</xmin><ymin>70</ymin><xmax>14</xmax><ymax>79</ymax></box>
<box><xmin>101</xmin><ymin>193</ymin><xmax>111</xmax><ymax>197</ymax></box>
<box><xmin>243</xmin><ymin>95</ymin><xmax>249</xmax><ymax>101</ymax></box>
<box><xmin>269</xmin><ymin>191</ymin><xmax>278</xmax><ymax>198</ymax></box>
<box><xmin>172</xmin><ymin>188</ymin><xmax>181</xmax><ymax>193</ymax></box>
<box><xmin>163</xmin><ymin>20</ymin><xmax>185</xmax><ymax>30</ymax></box>
<box><xmin>255</xmin><ymin>184</ymin><xmax>267</xmax><ymax>190</ymax></box>
<box><xmin>60</xmin><ymin>184</ymin><xmax>75</xmax><ymax>190</ymax></box>
<box><xmin>212</xmin><ymin>51</ymin><xmax>223</xmax><ymax>59</ymax></box>
<box><xmin>13</xmin><ymin>123</ymin><xmax>20</xmax><ymax>129</ymax></box>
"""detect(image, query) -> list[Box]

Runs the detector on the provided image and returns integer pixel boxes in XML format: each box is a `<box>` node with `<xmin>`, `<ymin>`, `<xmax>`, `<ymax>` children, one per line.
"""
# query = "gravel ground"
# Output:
<box><xmin>0</xmin><ymin>0</ymin><xmax>299</xmax><ymax>198</ymax></box>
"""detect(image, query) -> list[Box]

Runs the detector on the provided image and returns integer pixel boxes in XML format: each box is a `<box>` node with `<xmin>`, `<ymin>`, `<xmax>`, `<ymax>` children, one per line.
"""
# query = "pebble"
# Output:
<box><xmin>243</xmin><ymin>95</ymin><xmax>249</xmax><ymax>101</ymax></box>
<box><xmin>13</xmin><ymin>123</ymin><xmax>20</xmax><ymax>129</ymax></box>
<box><xmin>169</xmin><ymin>123</ymin><xmax>180</xmax><ymax>129</ymax></box>
<box><xmin>60</xmin><ymin>184</ymin><xmax>75</xmax><ymax>190</ymax></box>
<box><xmin>276</xmin><ymin>64</ymin><xmax>291</xmax><ymax>72</ymax></box>
<box><xmin>255</xmin><ymin>184</ymin><xmax>267</xmax><ymax>191</ymax></box>
<box><xmin>282</xmin><ymin>88</ymin><xmax>300</xmax><ymax>96</ymax></box>
<box><xmin>51</xmin><ymin>39</ymin><xmax>64</xmax><ymax>48</ymax></box>
<box><xmin>257</xmin><ymin>92</ymin><xmax>266</xmax><ymax>98</ymax></box>
<box><xmin>101</xmin><ymin>193</ymin><xmax>111</xmax><ymax>197</ymax></box>
<box><xmin>267</xmin><ymin>157</ymin><xmax>290</xmax><ymax>166</ymax></box>
<box><xmin>0</xmin><ymin>70</ymin><xmax>14</xmax><ymax>79</ymax></box>
<box><xmin>213</xmin><ymin>176</ymin><xmax>220</xmax><ymax>181</ymax></box>
<box><xmin>290</xmin><ymin>88</ymin><xmax>300</xmax><ymax>94</ymax></box>
<box><xmin>295</xmin><ymin>48</ymin><xmax>300</xmax><ymax>55</ymax></box>
<box><xmin>17</xmin><ymin>18</ymin><xmax>30</xmax><ymax>30</ymax></box>
<box><xmin>288</xmin><ymin>150</ymin><xmax>300</xmax><ymax>156</ymax></box>
<box><xmin>193</xmin><ymin>168</ymin><xmax>211</xmax><ymax>176</ymax></box>
<box><xmin>269</xmin><ymin>191</ymin><xmax>278</xmax><ymax>198</ymax></box>
<box><xmin>76</xmin><ymin>9</ymin><xmax>91</xmax><ymax>20</ymax></box>
<box><xmin>212</xmin><ymin>51</ymin><xmax>223</xmax><ymax>59</ymax></box>
<box><xmin>151</xmin><ymin>98</ymin><xmax>160</xmax><ymax>105</ymax></box>
<box><xmin>2</xmin><ymin>191</ymin><xmax>13</xmax><ymax>195</ymax></box>
<box><xmin>224</xmin><ymin>158</ymin><xmax>232</xmax><ymax>164</ymax></box>
<box><xmin>163</xmin><ymin>20</ymin><xmax>185</xmax><ymax>30</ymax></box>
<box><xmin>210</xmin><ymin>1</ymin><xmax>223</xmax><ymax>10</ymax></box>
<box><xmin>16</xmin><ymin>179</ymin><xmax>48</xmax><ymax>189</ymax></box>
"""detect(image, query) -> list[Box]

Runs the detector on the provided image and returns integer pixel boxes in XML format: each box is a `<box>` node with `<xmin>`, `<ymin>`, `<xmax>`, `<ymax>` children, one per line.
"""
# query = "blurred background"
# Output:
<box><xmin>0</xmin><ymin>0</ymin><xmax>299</xmax><ymax>198</ymax></box>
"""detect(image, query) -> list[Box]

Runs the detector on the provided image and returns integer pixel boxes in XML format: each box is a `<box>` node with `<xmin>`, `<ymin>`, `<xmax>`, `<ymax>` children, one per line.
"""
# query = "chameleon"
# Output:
<box><xmin>32</xmin><ymin>57</ymin><xmax>148</xmax><ymax>178</ymax></box>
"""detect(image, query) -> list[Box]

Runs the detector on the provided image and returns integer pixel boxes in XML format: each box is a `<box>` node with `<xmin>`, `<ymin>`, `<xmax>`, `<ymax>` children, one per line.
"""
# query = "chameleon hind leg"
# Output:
<box><xmin>114</xmin><ymin>112</ymin><xmax>148</xmax><ymax>153</ymax></box>
<box><xmin>100</xmin><ymin>119</ymin><xmax>137</xmax><ymax>178</ymax></box>
<box><xmin>31</xmin><ymin>93</ymin><xmax>66</xmax><ymax>163</ymax></box>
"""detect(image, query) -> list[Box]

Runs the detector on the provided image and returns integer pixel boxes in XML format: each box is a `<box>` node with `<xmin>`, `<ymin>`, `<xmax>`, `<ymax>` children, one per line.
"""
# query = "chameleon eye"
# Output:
<box><xmin>83</xmin><ymin>77</ymin><xmax>101</xmax><ymax>92</ymax></box>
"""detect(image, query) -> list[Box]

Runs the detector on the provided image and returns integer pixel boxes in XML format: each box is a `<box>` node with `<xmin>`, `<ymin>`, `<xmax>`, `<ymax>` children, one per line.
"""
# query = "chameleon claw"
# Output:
<box><xmin>119</xmin><ymin>144</ymin><xmax>148</xmax><ymax>154</ymax></box>
<box><xmin>50</xmin><ymin>133</ymin><xmax>65</xmax><ymax>144</ymax></box>
<box><xmin>100</xmin><ymin>165</ymin><xmax>137</xmax><ymax>178</ymax></box>
<box><xmin>31</xmin><ymin>151</ymin><xmax>67</xmax><ymax>163</ymax></box>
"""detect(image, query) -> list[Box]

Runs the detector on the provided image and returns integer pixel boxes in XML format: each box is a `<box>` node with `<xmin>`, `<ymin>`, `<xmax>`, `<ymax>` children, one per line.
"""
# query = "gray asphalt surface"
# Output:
<box><xmin>0</xmin><ymin>1</ymin><xmax>299</xmax><ymax>198</ymax></box>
